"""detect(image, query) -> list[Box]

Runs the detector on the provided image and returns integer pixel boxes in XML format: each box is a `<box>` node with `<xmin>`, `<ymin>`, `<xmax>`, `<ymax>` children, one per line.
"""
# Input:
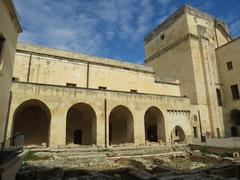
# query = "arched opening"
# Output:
<box><xmin>109</xmin><ymin>105</ymin><xmax>134</xmax><ymax>145</ymax></box>
<box><xmin>216</xmin><ymin>89</ymin><xmax>222</xmax><ymax>106</ymax></box>
<box><xmin>231</xmin><ymin>127</ymin><xmax>238</xmax><ymax>137</ymax></box>
<box><xmin>144</xmin><ymin>106</ymin><xmax>165</xmax><ymax>143</ymax></box>
<box><xmin>66</xmin><ymin>103</ymin><xmax>96</xmax><ymax>145</ymax></box>
<box><xmin>171</xmin><ymin>126</ymin><xmax>185</xmax><ymax>143</ymax></box>
<box><xmin>13</xmin><ymin>99</ymin><xmax>51</xmax><ymax>146</ymax></box>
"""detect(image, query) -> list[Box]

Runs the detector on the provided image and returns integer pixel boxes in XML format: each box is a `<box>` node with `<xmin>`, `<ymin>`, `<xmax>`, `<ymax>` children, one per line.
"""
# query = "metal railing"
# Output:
<box><xmin>0</xmin><ymin>133</ymin><xmax>24</xmax><ymax>152</ymax></box>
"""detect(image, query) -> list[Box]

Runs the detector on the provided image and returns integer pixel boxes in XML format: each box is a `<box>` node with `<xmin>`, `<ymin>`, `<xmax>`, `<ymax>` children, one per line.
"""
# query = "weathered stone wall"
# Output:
<box><xmin>144</xmin><ymin>5</ymin><xmax>228</xmax><ymax>137</ymax></box>
<box><xmin>14</xmin><ymin>44</ymin><xmax>181</xmax><ymax>97</ymax></box>
<box><xmin>7</xmin><ymin>82</ymin><xmax>192</xmax><ymax>147</ymax></box>
<box><xmin>0</xmin><ymin>0</ymin><xmax>21</xmax><ymax>143</ymax></box>
<box><xmin>216</xmin><ymin>38</ymin><xmax>240</xmax><ymax>136</ymax></box>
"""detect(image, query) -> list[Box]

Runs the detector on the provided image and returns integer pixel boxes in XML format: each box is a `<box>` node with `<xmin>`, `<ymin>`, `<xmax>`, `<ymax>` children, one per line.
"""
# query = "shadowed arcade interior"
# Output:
<box><xmin>13</xmin><ymin>99</ymin><xmax>51</xmax><ymax>146</ymax></box>
<box><xmin>230</xmin><ymin>109</ymin><xmax>240</xmax><ymax>137</ymax></box>
<box><xmin>66</xmin><ymin>103</ymin><xmax>96</xmax><ymax>145</ymax></box>
<box><xmin>109</xmin><ymin>105</ymin><xmax>134</xmax><ymax>145</ymax></box>
<box><xmin>171</xmin><ymin>125</ymin><xmax>185</xmax><ymax>143</ymax></box>
<box><xmin>144</xmin><ymin>106</ymin><xmax>166</xmax><ymax>142</ymax></box>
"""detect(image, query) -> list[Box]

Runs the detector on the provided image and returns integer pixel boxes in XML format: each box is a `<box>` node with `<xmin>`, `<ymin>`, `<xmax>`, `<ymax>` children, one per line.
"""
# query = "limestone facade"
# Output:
<box><xmin>144</xmin><ymin>5</ymin><xmax>232</xmax><ymax>138</ymax></box>
<box><xmin>7</xmin><ymin>43</ymin><xmax>192</xmax><ymax>148</ymax></box>
<box><xmin>5</xmin><ymin>4</ymin><xmax>240</xmax><ymax>148</ymax></box>
<box><xmin>0</xmin><ymin>0</ymin><xmax>21</xmax><ymax>143</ymax></box>
<box><xmin>216</xmin><ymin>37</ymin><xmax>240</xmax><ymax>136</ymax></box>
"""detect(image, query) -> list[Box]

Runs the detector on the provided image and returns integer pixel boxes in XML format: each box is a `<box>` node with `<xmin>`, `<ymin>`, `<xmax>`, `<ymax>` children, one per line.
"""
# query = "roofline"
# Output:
<box><xmin>4</xmin><ymin>0</ymin><xmax>22</xmax><ymax>33</ymax></box>
<box><xmin>216</xmin><ymin>36</ymin><xmax>240</xmax><ymax>50</ymax></box>
<box><xmin>144</xmin><ymin>4</ymin><xmax>229</xmax><ymax>44</ymax></box>
<box><xmin>16</xmin><ymin>42</ymin><xmax>154</xmax><ymax>74</ymax></box>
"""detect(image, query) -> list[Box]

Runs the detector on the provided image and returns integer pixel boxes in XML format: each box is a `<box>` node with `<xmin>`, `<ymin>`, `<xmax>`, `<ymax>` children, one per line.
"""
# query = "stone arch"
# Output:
<box><xmin>13</xmin><ymin>99</ymin><xmax>51</xmax><ymax>146</ymax></box>
<box><xmin>66</xmin><ymin>103</ymin><xmax>96</xmax><ymax>145</ymax></box>
<box><xmin>144</xmin><ymin>106</ymin><xmax>166</xmax><ymax>143</ymax></box>
<box><xmin>171</xmin><ymin>126</ymin><xmax>185</xmax><ymax>143</ymax></box>
<box><xmin>109</xmin><ymin>105</ymin><xmax>134</xmax><ymax>145</ymax></box>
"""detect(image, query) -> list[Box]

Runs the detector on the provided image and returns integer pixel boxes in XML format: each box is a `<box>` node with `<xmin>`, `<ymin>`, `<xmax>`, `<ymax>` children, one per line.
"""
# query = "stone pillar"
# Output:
<box><xmin>95</xmin><ymin>108</ymin><xmax>105</xmax><ymax>147</ymax></box>
<box><xmin>133</xmin><ymin>110</ymin><xmax>145</xmax><ymax>145</ymax></box>
<box><xmin>49</xmin><ymin>106</ymin><xmax>67</xmax><ymax>148</ymax></box>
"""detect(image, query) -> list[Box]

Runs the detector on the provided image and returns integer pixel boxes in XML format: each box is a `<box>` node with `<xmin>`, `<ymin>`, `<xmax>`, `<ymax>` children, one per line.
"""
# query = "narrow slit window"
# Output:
<box><xmin>231</xmin><ymin>84</ymin><xmax>240</xmax><ymax>100</ymax></box>
<box><xmin>99</xmin><ymin>86</ymin><xmax>107</xmax><ymax>90</ymax></box>
<box><xmin>0</xmin><ymin>35</ymin><xmax>6</xmax><ymax>65</ymax></box>
<box><xmin>226</xmin><ymin>61</ymin><xmax>233</xmax><ymax>70</ymax></box>
<box><xmin>130</xmin><ymin>89</ymin><xmax>137</xmax><ymax>93</ymax></box>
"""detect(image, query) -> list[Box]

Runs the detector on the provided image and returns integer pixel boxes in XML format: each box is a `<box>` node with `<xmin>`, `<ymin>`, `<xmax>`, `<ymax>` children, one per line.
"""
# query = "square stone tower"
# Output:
<box><xmin>144</xmin><ymin>5</ymin><xmax>231</xmax><ymax>138</ymax></box>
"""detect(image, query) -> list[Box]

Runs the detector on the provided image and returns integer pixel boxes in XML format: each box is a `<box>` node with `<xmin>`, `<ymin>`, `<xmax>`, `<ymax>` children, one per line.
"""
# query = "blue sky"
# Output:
<box><xmin>14</xmin><ymin>0</ymin><xmax>240</xmax><ymax>64</ymax></box>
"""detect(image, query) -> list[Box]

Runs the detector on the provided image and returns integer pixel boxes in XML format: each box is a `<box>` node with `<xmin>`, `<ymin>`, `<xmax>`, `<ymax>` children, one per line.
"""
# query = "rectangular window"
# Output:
<box><xmin>98</xmin><ymin>86</ymin><xmax>107</xmax><ymax>90</ymax></box>
<box><xmin>130</xmin><ymin>89</ymin><xmax>138</xmax><ymax>93</ymax></box>
<box><xmin>66</xmin><ymin>83</ymin><xmax>77</xmax><ymax>87</ymax></box>
<box><xmin>226</xmin><ymin>61</ymin><xmax>233</xmax><ymax>70</ymax></box>
<box><xmin>231</xmin><ymin>84</ymin><xmax>240</xmax><ymax>100</ymax></box>
<box><xmin>12</xmin><ymin>77</ymin><xmax>19</xmax><ymax>82</ymax></box>
<box><xmin>0</xmin><ymin>35</ymin><xmax>6</xmax><ymax>65</ymax></box>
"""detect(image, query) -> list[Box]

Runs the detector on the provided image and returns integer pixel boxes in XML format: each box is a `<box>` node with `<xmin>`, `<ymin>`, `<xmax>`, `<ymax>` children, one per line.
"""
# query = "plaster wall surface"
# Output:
<box><xmin>13</xmin><ymin>44</ymin><xmax>181</xmax><ymax>97</ymax></box>
<box><xmin>216</xmin><ymin>38</ymin><xmax>240</xmax><ymax>136</ymax></box>
<box><xmin>0</xmin><ymin>0</ymin><xmax>20</xmax><ymax>142</ymax></box>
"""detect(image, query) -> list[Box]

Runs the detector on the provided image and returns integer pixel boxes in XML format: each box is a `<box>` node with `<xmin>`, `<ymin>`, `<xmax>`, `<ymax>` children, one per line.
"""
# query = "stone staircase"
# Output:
<box><xmin>27</xmin><ymin>144</ymin><xmax>189</xmax><ymax>170</ymax></box>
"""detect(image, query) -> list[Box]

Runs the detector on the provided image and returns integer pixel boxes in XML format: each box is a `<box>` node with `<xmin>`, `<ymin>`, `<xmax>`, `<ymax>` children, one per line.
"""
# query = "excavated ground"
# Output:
<box><xmin>16</xmin><ymin>145</ymin><xmax>240</xmax><ymax>180</ymax></box>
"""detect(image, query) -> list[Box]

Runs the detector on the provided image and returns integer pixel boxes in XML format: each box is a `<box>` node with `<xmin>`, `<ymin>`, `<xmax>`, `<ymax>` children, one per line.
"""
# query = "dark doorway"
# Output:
<box><xmin>147</xmin><ymin>126</ymin><xmax>157</xmax><ymax>142</ymax></box>
<box><xmin>231</xmin><ymin>127</ymin><xmax>238</xmax><ymax>137</ymax></box>
<box><xmin>74</xmin><ymin>129</ymin><xmax>82</xmax><ymax>144</ymax></box>
<box><xmin>217</xmin><ymin>128</ymin><xmax>221</xmax><ymax>138</ymax></box>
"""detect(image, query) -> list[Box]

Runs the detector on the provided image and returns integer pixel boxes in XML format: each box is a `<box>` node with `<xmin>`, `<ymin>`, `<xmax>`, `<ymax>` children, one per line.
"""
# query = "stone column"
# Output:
<box><xmin>133</xmin><ymin>109</ymin><xmax>145</xmax><ymax>145</ymax></box>
<box><xmin>49</xmin><ymin>105</ymin><xmax>68</xmax><ymax>148</ymax></box>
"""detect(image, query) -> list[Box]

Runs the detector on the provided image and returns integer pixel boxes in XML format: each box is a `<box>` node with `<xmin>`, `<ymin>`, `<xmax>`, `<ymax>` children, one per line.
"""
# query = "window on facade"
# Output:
<box><xmin>12</xmin><ymin>77</ymin><xmax>19</xmax><ymax>82</ymax></box>
<box><xmin>193</xmin><ymin>127</ymin><xmax>198</xmax><ymax>138</ymax></box>
<box><xmin>66</xmin><ymin>83</ymin><xmax>77</xmax><ymax>87</ymax></box>
<box><xmin>194</xmin><ymin>115</ymin><xmax>198</xmax><ymax>122</ymax></box>
<box><xmin>99</xmin><ymin>86</ymin><xmax>107</xmax><ymax>90</ymax></box>
<box><xmin>216</xmin><ymin>88</ymin><xmax>222</xmax><ymax>106</ymax></box>
<box><xmin>160</xmin><ymin>33</ymin><xmax>165</xmax><ymax>40</ymax></box>
<box><xmin>130</xmin><ymin>89</ymin><xmax>138</xmax><ymax>93</ymax></box>
<box><xmin>231</xmin><ymin>84</ymin><xmax>240</xmax><ymax>100</ymax></box>
<box><xmin>0</xmin><ymin>35</ymin><xmax>6</xmax><ymax>64</ymax></box>
<box><xmin>226</xmin><ymin>61</ymin><xmax>233</xmax><ymax>70</ymax></box>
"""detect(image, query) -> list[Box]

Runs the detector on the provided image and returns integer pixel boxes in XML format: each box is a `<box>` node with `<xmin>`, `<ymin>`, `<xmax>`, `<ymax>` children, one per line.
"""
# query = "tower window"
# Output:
<box><xmin>0</xmin><ymin>35</ymin><xmax>6</xmax><ymax>65</ymax></box>
<box><xmin>226</xmin><ymin>61</ymin><xmax>233</xmax><ymax>70</ymax></box>
<box><xmin>193</xmin><ymin>127</ymin><xmax>198</xmax><ymax>138</ymax></box>
<box><xmin>231</xmin><ymin>84</ymin><xmax>240</xmax><ymax>100</ymax></box>
<box><xmin>160</xmin><ymin>33</ymin><xmax>165</xmax><ymax>40</ymax></box>
<box><xmin>216</xmin><ymin>88</ymin><xmax>222</xmax><ymax>106</ymax></box>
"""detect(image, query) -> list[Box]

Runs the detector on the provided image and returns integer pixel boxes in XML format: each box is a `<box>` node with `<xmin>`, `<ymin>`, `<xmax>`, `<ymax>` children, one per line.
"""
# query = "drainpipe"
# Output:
<box><xmin>198</xmin><ymin>110</ymin><xmax>203</xmax><ymax>136</ymax></box>
<box><xmin>86</xmin><ymin>62</ymin><xmax>89</xmax><ymax>88</ymax></box>
<box><xmin>3</xmin><ymin>91</ymin><xmax>12</xmax><ymax>145</ymax></box>
<box><xmin>104</xmin><ymin>99</ymin><xmax>107</xmax><ymax>148</ymax></box>
<box><xmin>27</xmin><ymin>54</ymin><xmax>32</xmax><ymax>82</ymax></box>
